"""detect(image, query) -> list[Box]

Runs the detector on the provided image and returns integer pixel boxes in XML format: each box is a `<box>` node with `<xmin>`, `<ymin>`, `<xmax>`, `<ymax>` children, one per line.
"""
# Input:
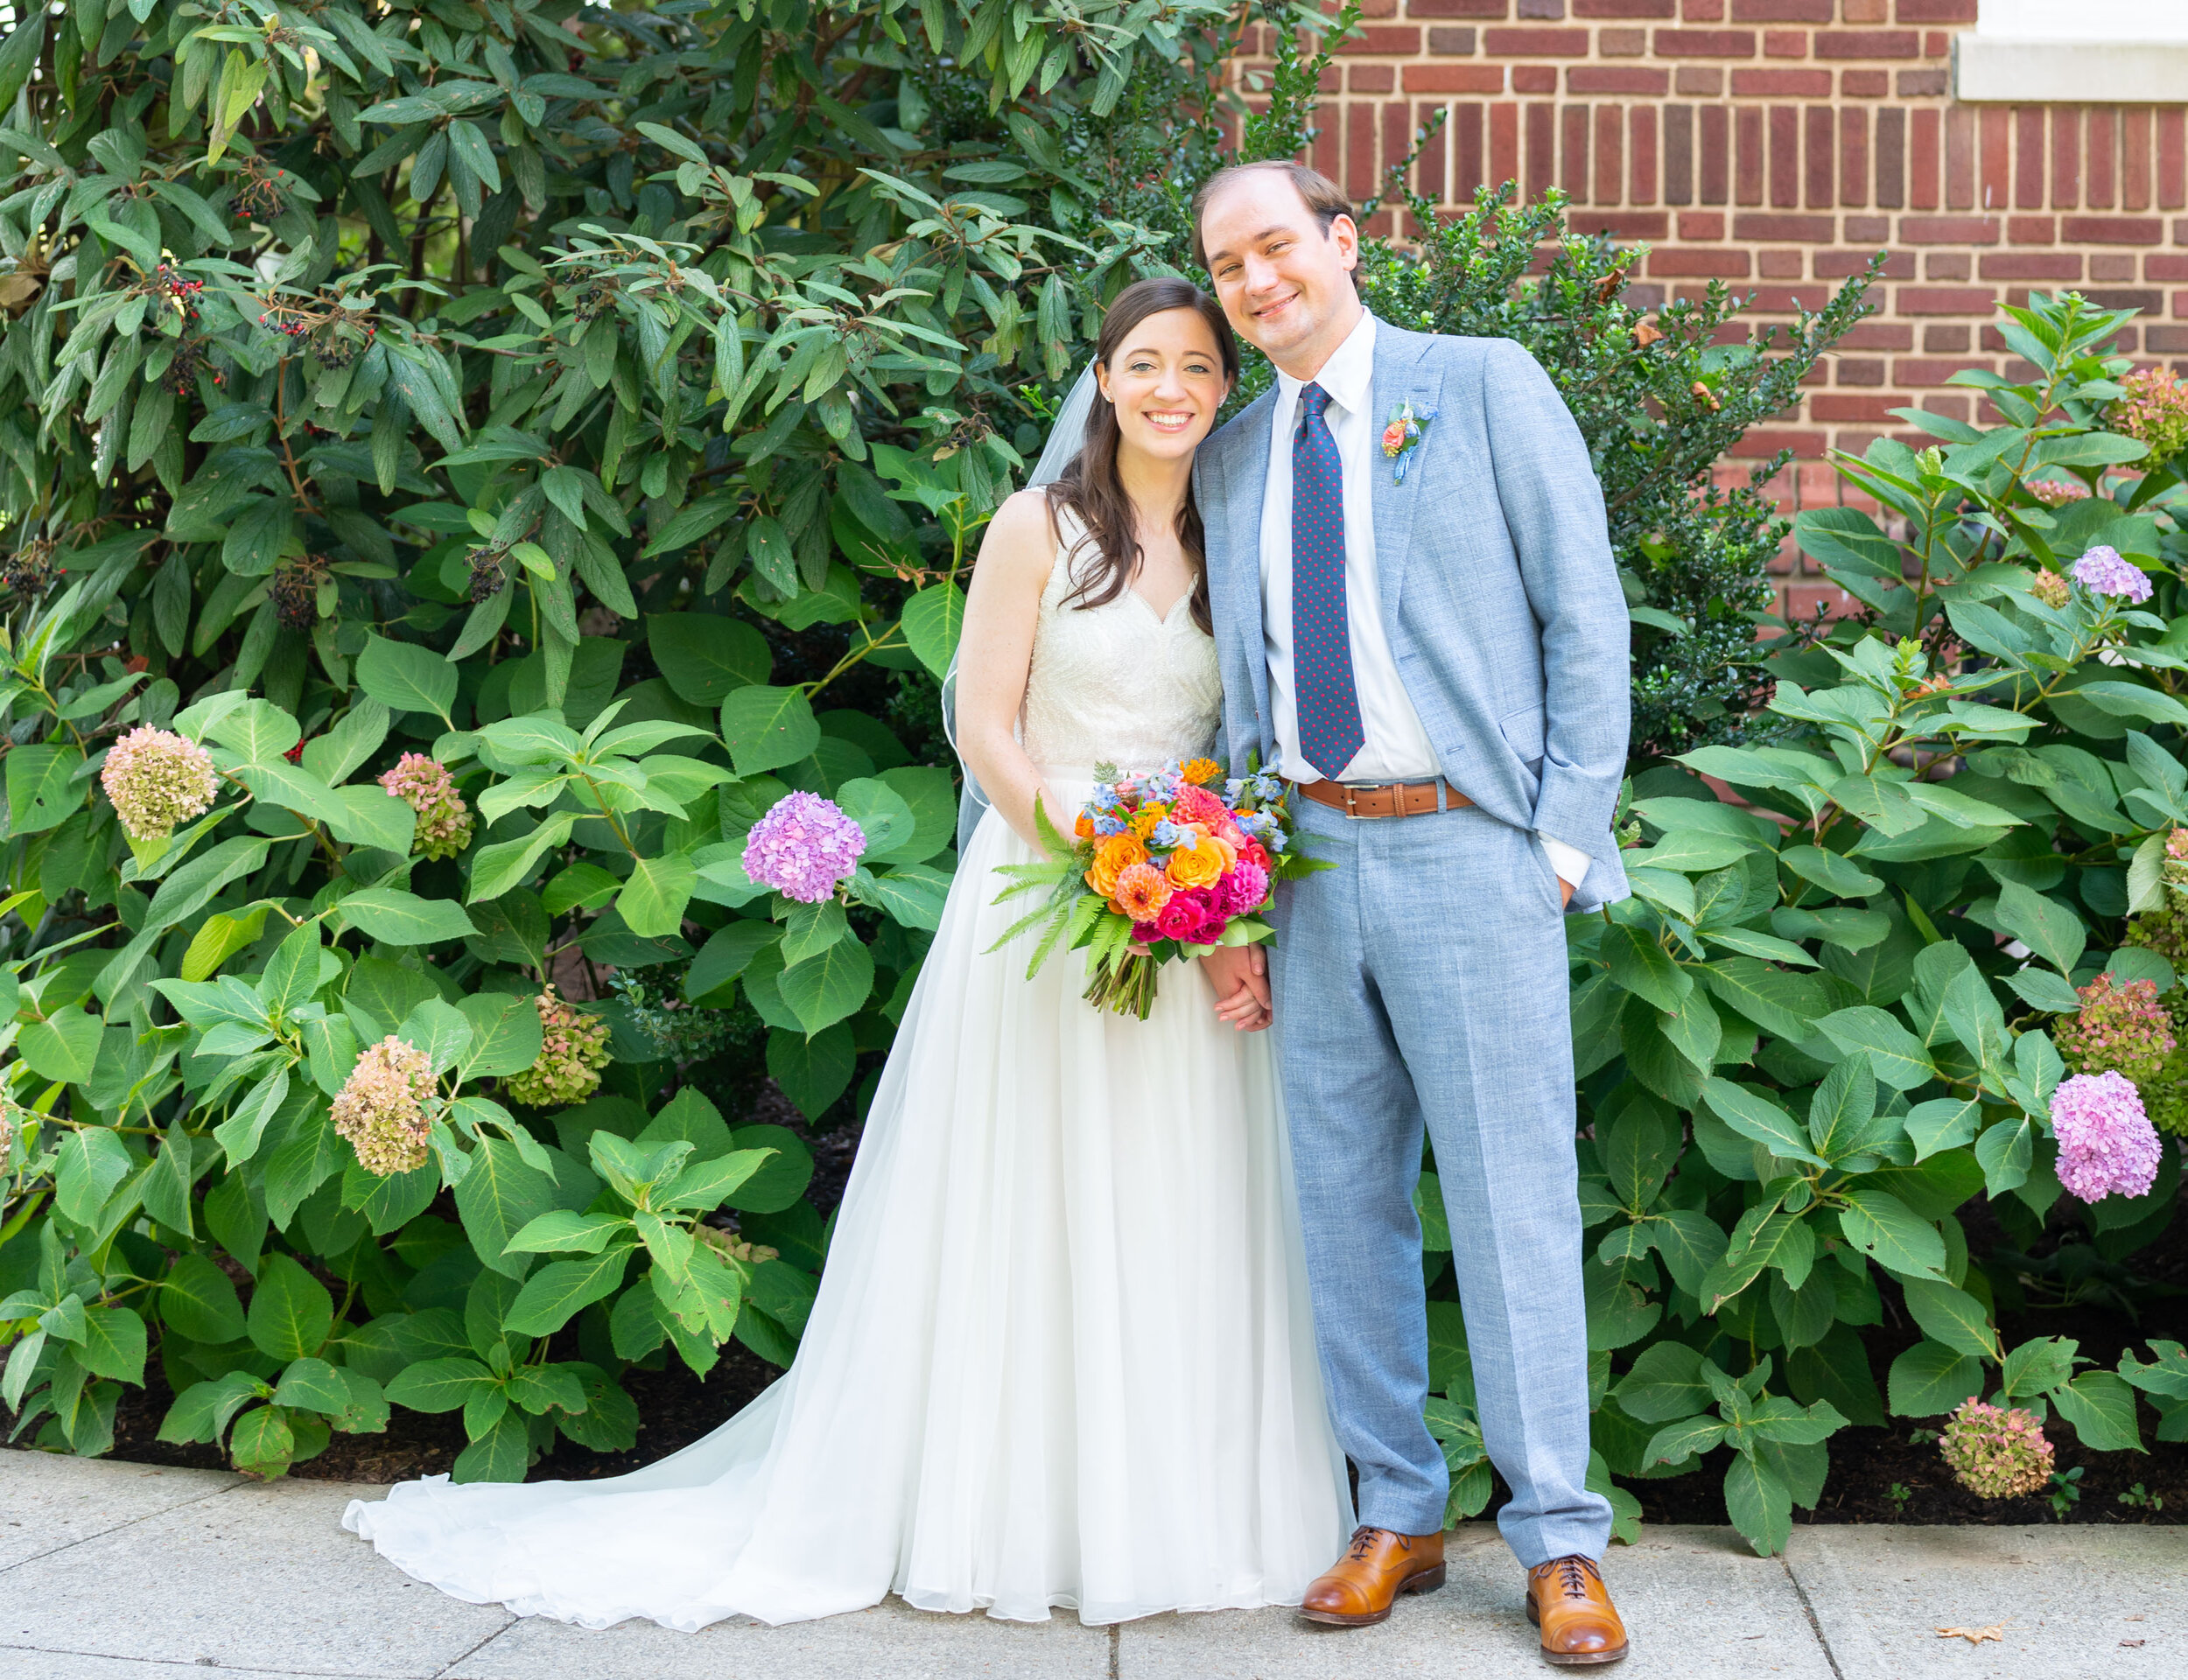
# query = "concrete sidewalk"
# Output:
<box><xmin>0</xmin><ymin>1452</ymin><xmax>2177</xmax><ymax>1680</ymax></box>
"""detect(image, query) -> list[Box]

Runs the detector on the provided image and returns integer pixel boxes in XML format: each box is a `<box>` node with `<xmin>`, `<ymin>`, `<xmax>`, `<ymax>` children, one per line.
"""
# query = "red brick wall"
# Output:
<box><xmin>1231</xmin><ymin>0</ymin><xmax>2188</xmax><ymax>618</ymax></box>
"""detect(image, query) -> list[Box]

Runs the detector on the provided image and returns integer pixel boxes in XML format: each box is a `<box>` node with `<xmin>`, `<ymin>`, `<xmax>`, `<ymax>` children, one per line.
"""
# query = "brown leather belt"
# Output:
<box><xmin>1289</xmin><ymin>777</ymin><xmax>1472</xmax><ymax>820</ymax></box>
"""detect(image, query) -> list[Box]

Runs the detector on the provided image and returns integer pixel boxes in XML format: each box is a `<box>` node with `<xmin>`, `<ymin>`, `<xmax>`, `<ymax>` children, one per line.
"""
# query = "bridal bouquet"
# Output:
<box><xmin>993</xmin><ymin>757</ymin><xmax>1315</xmax><ymax>1018</ymax></box>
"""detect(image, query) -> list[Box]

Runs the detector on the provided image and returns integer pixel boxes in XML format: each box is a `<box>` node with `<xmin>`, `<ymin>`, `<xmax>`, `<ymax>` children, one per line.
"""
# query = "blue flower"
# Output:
<box><xmin>1151</xmin><ymin>820</ymin><xmax>1187</xmax><ymax>849</ymax></box>
<box><xmin>1093</xmin><ymin>814</ymin><xmax>1127</xmax><ymax>836</ymax></box>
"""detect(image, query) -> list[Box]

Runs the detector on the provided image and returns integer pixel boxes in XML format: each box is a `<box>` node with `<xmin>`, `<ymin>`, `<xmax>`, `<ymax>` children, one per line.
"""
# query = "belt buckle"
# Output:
<box><xmin>1342</xmin><ymin>781</ymin><xmax>1386</xmax><ymax>820</ymax></box>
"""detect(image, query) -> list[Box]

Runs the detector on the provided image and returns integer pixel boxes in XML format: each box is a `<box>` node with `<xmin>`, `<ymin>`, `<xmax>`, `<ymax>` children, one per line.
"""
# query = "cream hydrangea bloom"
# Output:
<box><xmin>332</xmin><ymin>1036</ymin><xmax>438</xmax><ymax>1177</ymax></box>
<box><xmin>100</xmin><ymin>726</ymin><xmax>217</xmax><ymax>842</ymax></box>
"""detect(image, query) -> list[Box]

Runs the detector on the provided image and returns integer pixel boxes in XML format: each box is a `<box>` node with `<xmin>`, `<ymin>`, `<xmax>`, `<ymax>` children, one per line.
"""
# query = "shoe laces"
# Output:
<box><xmin>1537</xmin><ymin>1555</ymin><xmax>1600</xmax><ymax>1600</ymax></box>
<box><xmin>1346</xmin><ymin>1526</ymin><xmax>1394</xmax><ymax>1563</ymax></box>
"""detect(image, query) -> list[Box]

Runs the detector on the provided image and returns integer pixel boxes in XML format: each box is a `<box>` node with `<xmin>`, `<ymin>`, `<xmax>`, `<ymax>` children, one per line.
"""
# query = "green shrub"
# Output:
<box><xmin>0</xmin><ymin>0</ymin><xmax>1237</xmax><ymax>1480</ymax></box>
<box><xmin>1546</xmin><ymin>290</ymin><xmax>2188</xmax><ymax>1551</ymax></box>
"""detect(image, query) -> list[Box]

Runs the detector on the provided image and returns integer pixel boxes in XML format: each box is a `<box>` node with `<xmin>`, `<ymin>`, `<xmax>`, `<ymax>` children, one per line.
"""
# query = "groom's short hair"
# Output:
<box><xmin>1189</xmin><ymin>161</ymin><xmax>1356</xmax><ymax>279</ymax></box>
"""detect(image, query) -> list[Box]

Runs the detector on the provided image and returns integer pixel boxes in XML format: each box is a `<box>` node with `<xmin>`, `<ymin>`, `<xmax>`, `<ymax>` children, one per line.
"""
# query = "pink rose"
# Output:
<box><xmin>1155</xmin><ymin>897</ymin><xmax>1206</xmax><ymax>941</ymax></box>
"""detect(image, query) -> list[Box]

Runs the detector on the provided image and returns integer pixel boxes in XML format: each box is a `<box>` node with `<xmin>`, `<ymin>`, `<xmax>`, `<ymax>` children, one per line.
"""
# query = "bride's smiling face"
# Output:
<box><xmin>1094</xmin><ymin>309</ymin><xmax>1231</xmax><ymax>466</ymax></box>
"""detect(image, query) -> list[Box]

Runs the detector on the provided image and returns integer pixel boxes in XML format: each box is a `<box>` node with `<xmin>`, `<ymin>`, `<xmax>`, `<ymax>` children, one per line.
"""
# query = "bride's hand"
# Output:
<box><xmin>1201</xmin><ymin>945</ymin><xmax>1272</xmax><ymax>1032</ymax></box>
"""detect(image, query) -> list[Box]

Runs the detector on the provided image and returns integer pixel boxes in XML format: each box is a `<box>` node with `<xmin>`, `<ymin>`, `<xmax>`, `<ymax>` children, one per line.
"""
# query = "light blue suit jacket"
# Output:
<box><xmin>1193</xmin><ymin>318</ymin><xmax>1632</xmax><ymax>914</ymax></box>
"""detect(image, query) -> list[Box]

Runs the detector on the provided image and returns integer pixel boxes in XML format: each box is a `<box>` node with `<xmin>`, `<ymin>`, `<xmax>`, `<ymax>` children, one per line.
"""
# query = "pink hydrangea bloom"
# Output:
<box><xmin>2110</xmin><ymin>365</ymin><xmax>2188</xmax><ymax>462</ymax></box>
<box><xmin>743</xmin><ymin>790</ymin><xmax>866</xmax><ymax>903</ymax></box>
<box><xmin>101</xmin><ymin>725</ymin><xmax>217</xmax><ymax>842</ymax></box>
<box><xmin>2026</xmin><ymin>479</ymin><xmax>2090</xmax><ymax>508</ymax></box>
<box><xmin>507</xmin><ymin>986</ymin><xmax>612</xmax><ymax>1108</ymax></box>
<box><xmin>2055</xmin><ymin>973</ymin><xmax>2176</xmax><ymax>1083</ymax></box>
<box><xmin>2071</xmin><ymin>544</ymin><xmax>2152</xmax><ymax>603</ymax></box>
<box><xmin>332</xmin><ymin>1036</ymin><xmax>437</xmax><ymax>1177</ymax></box>
<box><xmin>378</xmin><ymin>752</ymin><xmax>473</xmax><ymax>860</ymax></box>
<box><xmin>1939</xmin><ymin>1398</ymin><xmax>2054</xmax><ymax>1499</ymax></box>
<box><xmin>2051</xmin><ymin>1069</ymin><xmax>2163</xmax><ymax>1201</ymax></box>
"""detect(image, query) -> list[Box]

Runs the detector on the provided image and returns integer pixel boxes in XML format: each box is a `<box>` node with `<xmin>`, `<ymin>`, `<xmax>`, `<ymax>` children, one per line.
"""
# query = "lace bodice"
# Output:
<box><xmin>1019</xmin><ymin>514</ymin><xmax>1223</xmax><ymax>773</ymax></box>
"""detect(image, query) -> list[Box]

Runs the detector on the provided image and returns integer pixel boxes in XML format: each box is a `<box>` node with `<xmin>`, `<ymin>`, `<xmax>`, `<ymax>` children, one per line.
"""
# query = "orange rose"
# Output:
<box><xmin>1086</xmin><ymin>832</ymin><xmax>1148</xmax><ymax>898</ymax></box>
<box><xmin>1074</xmin><ymin>812</ymin><xmax>1096</xmax><ymax>840</ymax></box>
<box><xmin>1165</xmin><ymin>836</ymin><xmax>1224</xmax><ymax>889</ymax></box>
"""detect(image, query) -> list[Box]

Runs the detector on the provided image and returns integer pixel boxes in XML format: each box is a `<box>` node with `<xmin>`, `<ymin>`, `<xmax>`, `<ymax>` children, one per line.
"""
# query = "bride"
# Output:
<box><xmin>341</xmin><ymin>276</ymin><xmax>1354</xmax><ymax>1629</ymax></box>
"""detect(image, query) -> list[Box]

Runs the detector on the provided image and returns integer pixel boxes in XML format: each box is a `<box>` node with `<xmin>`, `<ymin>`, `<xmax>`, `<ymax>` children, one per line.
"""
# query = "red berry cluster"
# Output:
<box><xmin>151</xmin><ymin>263</ymin><xmax>204</xmax><ymax>324</ymax></box>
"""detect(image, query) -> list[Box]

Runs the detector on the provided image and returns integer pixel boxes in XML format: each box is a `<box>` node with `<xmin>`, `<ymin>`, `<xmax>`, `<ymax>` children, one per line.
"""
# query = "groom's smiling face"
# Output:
<box><xmin>1197</xmin><ymin>170</ymin><xmax>1361</xmax><ymax>374</ymax></box>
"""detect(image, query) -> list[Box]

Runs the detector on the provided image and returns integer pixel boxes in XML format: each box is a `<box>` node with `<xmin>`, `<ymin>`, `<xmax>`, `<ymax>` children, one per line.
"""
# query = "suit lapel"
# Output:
<box><xmin>1214</xmin><ymin>390</ymin><xmax>1275</xmax><ymax>754</ymax></box>
<box><xmin>1368</xmin><ymin>321</ymin><xmax>1444</xmax><ymax>633</ymax></box>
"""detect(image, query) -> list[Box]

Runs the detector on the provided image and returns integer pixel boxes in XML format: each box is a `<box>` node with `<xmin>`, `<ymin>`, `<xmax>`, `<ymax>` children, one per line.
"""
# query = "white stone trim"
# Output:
<box><xmin>1955</xmin><ymin>37</ymin><xmax>2188</xmax><ymax>102</ymax></box>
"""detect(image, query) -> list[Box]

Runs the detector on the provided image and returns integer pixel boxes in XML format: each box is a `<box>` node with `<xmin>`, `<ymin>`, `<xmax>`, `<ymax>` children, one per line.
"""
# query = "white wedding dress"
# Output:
<box><xmin>342</xmin><ymin>521</ymin><xmax>1355</xmax><ymax>1629</ymax></box>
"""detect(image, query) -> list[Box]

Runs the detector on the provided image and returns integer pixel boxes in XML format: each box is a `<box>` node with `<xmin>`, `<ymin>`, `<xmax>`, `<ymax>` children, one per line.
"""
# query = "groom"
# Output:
<box><xmin>1191</xmin><ymin>162</ymin><xmax>1633</xmax><ymax>1665</ymax></box>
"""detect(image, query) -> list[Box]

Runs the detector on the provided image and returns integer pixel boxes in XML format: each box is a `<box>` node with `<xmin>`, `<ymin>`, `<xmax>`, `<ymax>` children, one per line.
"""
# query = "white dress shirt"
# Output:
<box><xmin>1259</xmin><ymin>309</ymin><xmax>1589</xmax><ymax>891</ymax></box>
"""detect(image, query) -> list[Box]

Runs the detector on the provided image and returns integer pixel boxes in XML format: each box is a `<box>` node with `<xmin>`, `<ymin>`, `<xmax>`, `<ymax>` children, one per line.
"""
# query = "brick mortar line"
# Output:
<box><xmin>0</xmin><ymin>1479</ymin><xmax>248</xmax><ymax>1579</ymax></box>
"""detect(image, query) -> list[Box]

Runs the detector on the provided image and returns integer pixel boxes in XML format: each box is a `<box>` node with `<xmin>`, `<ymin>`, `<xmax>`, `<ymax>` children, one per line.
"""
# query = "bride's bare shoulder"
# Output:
<box><xmin>976</xmin><ymin>489</ymin><xmax>1062</xmax><ymax>580</ymax></box>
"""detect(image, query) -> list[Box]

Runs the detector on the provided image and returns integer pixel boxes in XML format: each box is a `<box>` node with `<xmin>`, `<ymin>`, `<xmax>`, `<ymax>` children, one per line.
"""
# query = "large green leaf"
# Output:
<box><xmin>20</xmin><ymin>1004</ymin><xmax>104</xmax><ymax>1085</ymax></box>
<box><xmin>246</xmin><ymin>1254</ymin><xmax>335</xmax><ymax>1363</ymax></box>
<box><xmin>719</xmin><ymin>684</ymin><xmax>821</xmax><ymax>776</ymax></box>
<box><xmin>1700</xmin><ymin>1078</ymin><xmax>1824</xmax><ymax>1167</ymax></box>
<box><xmin>1837</xmin><ymin>1190</ymin><xmax>1947</xmax><ymax>1281</ymax></box>
<box><xmin>1887</xmin><ymin>1339</ymin><xmax>1985</xmax><ymax>1416</ymax></box>
<box><xmin>1722</xmin><ymin>1450</ymin><xmax>1793</xmax><ymax>1558</ymax></box>
<box><xmin>457</xmin><ymin>993</ymin><xmax>543</xmax><ymax>1079</ymax></box>
<box><xmin>452</xmin><ymin>1135</ymin><xmax>556</xmax><ymax>1280</ymax></box>
<box><xmin>2050</xmin><ymin>1369</ymin><xmax>2143</xmax><ymax>1452</ymax></box>
<box><xmin>617</xmin><ymin>851</ymin><xmax>696</xmax><ymax>938</ymax></box>
<box><xmin>646</xmin><ymin>612</ymin><xmax>771</xmax><ymax>704</ymax></box>
<box><xmin>901</xmin><ymin>581</ymin><xmax>965</xmax><ymax>677</ymax></box>
<box><xmin>53</xmin><ymin>1124</ymin><xmax>133</xmax><ymax>1223</ymax></box>
<box><xmin>501</xmin><ymin>1246</ymin><xmax>635</xmax><ymax>1336</ymax></box>
<box><xmin>356</xmin><ymin>634</ymin><xmax>459</xmax><ymax>721</ymax></box>
<box><xmin>6</xmin><ymin>743</ymin><xmax>85</xmax><ymax>836</ymax></box>
<box><xmin>775</xmin><ymin>934</ymin><xmax>873</xmax><ymax>1035</ymax></box>
<box><xmin>1614</xmin><ymin>1340</ymin><xmax>1710</xmax><ymax>1424</ymax></box>
<box><xmin>161</xmin><ymin>1254</ymin><xmax>247</xmax><ymax>1345</ymax></box>
<box><xmin>1993</xmin><ymin>879</ymin><xmax>2086</xmax><ymax>976</ymax></box>
<box><xmin>1814</xmin><ymin>1006</ymin><xmax>1935</xmax><ymax>1092</ymax></box>
<box><xmin>341</xmin><ymin>887</ymin><xmax>478</xmax><ymax>946</ymax></box>
<box><xmin>1899</xmin><ymin>1278</ymin><xmax>2000</xmax><ymax>1362</ymax></box>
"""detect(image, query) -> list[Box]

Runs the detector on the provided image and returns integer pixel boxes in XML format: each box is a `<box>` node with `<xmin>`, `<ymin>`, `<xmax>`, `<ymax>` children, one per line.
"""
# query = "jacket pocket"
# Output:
<box><xmin>1497</xmin><ymin>702</ymin><xmax>1547</xmax><ymax>771</ymax></box>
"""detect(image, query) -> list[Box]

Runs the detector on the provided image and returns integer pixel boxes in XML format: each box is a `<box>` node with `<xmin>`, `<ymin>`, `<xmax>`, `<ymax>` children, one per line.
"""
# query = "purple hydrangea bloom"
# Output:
<box><xmin>743</xmin><ymin>790</ymin><xmax>867</xmax><ymax>903</ymax></box>
<box><xmin>2051</xmin><ymin>1069</ymin><xmax>2163</xmax><ymax>1201</ymax></box>
<box><xmin>2071</xmin><ymin>544</ymin><xmax>2153</xmax><ymax>603</ymax></box>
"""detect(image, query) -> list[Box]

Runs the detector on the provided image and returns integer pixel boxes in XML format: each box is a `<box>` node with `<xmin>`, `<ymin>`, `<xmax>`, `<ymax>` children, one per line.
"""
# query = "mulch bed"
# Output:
<box><xmin>32</xmin><ymin>1110</ymin><xmax>2188</xmax><ymax>1527</ymax></box>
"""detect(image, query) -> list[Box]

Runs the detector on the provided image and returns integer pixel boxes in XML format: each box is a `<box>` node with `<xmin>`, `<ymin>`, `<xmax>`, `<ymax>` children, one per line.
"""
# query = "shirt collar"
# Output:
<box><xmin>1275</xmin><ymin>309</ymin><xmax>1377</xmax><ymax>419</ymax></box>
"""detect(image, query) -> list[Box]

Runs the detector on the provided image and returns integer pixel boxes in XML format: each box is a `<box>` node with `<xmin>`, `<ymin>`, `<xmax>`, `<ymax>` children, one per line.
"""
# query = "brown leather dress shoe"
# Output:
<box><xmin>1525</xmin><ymin>1555</ymin><xmax>1630</xmax><ymax>1666</ymax></box>
<box><xmin>1298</xmin><ymin>1526</ymin><xmax>1447</xmax><ymax>1627</ymax></box>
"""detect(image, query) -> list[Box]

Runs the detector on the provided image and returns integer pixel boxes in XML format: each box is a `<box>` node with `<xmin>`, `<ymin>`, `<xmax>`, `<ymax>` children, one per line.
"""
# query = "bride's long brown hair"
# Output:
<box><xmin>1043</xmin><ymin>277</ymin><xmax>1238</xmax><ymax>635</ymax></box>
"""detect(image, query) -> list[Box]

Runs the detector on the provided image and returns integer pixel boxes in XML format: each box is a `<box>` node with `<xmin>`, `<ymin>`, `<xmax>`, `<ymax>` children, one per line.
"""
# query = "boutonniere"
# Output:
<box><xmin>1381</xmin><ymin>400</ymin><xmax>1434</xmax><ymax>484</ymax></box>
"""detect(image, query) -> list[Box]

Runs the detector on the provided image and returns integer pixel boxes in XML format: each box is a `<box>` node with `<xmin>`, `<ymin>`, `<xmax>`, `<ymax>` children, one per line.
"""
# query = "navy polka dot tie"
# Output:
<box><xmin>1293</xmin><ymin>382</ymin><xmax>1364</xmax><ymax>780</ymax></box>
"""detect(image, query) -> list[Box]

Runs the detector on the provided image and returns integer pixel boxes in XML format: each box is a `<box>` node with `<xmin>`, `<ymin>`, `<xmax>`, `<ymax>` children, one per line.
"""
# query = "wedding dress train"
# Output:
<box><xmin>341</xmin><ymin>520</ymin><xmax>1354</xmax><ymax>1628</ymax></box>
